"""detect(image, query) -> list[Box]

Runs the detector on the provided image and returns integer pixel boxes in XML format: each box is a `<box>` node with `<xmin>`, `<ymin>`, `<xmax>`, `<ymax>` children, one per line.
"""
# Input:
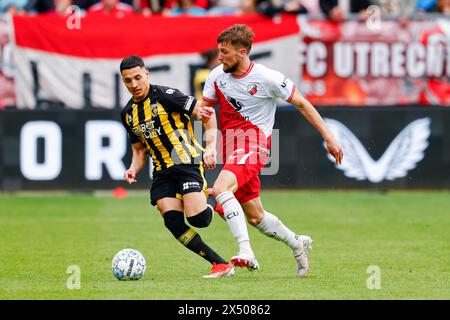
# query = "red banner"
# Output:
<box><xmin>0</xmin><ymin>16</ymin><xmax>14</xmax><ymax>109</ymax></box>
<box><xmin>13</xmin><ymin>14</ymin><xmax>299</xmax><ymax>58</ymax></box>
<box><xmin>298</xmin><ymin>18</ymin><xmax>450</xmax><ymax>106</ymax></box>
<box><xmin>11</xmin><ymin>14</ymin><xmax>299</xmax><ymax>109</ymax></box>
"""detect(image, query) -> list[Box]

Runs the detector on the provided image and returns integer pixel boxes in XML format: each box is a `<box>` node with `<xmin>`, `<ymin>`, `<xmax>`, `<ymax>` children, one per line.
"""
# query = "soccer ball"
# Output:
<box><xmin>112</xmin><ymin>248</ymin><xmax>147</xmax><ymax>281</ymax></box>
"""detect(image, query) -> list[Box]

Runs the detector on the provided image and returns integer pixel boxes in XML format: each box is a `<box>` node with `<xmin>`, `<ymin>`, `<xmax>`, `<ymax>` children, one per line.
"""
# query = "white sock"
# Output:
<box><xmin>256</xmin><ymin>211</ymin><xmax>299</xmax><ymax>250</ymax></box>
<box><xmin>216</xmin><ymin>191</ymin><xmax>253</xmax><ymax>255</ymax></box>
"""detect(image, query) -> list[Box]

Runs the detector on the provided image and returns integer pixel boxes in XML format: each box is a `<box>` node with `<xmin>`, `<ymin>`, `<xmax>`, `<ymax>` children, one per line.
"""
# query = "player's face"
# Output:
<box><xmin>218</xmin><ymin>41</ymin><xmax>245</xmax><ymax>73</ymax></box>
<box><xmin>121</xmin><ymin>66</ymin><xmax>149</xmax><ymax>101</ymax></box>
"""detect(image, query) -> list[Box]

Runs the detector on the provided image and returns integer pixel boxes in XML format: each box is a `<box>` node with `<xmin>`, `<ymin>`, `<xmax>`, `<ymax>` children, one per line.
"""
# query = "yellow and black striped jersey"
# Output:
<box><xmin>120</xmin><ymin>84</ymin><xmax>204</xmax><ymax>173</ymax></box>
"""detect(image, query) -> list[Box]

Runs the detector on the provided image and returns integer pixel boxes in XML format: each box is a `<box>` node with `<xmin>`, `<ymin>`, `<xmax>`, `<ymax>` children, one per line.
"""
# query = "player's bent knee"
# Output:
<box><xmin>211</xmin><ymin>185</ymin><xmax>225</xmax><ymax>198</ymax></box>
<box><xmin>186</xmin><ymin>206</ymin><xmax>213</xmax><ymax>228</ymax></box>
<box><xmin>246</xmin><ymin>212</ymin><xmax>264</xmax><ymax>226</ymax></box>
<box><xmin>247</xmin><ymin>216</ymin><xmax>262</xmax><ymax>226</ymax></box>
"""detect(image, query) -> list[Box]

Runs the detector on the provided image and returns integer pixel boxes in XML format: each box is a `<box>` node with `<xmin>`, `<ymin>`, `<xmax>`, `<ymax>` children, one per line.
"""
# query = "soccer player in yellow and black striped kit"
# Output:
<box><xmin>120</xmin><ymin>55</ymin><xmax>233</xmax><ymax>278</ymax></box>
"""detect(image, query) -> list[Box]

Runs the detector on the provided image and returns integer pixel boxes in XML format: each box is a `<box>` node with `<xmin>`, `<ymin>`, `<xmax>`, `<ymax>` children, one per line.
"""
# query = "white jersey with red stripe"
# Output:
<box><xmin>202</xmin><ymin>61</ymin><xmax>296</xmax><ymax>139</ymax></box>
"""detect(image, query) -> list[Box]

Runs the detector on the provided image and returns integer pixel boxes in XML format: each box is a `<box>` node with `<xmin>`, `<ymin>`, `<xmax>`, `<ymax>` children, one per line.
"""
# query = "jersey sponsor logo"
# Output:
<box><xmin>281</xmin><ymin>77</ymin><xmax>288</xmax><ymax>88</ymax></box>
<box><xmin>184</xmin><ymin>96</ymin><xmax>194</xmax><ymax>111</ymax></box>
<box><xmin>165</xmin><ymin>89</ymin><xmax>175</xmax><ymax>94</ymax></box>
<box><xmin>133</xmin><ymin>120</ymin><xmax>162</xmax><ymax>139</ymax></box>
<box><xmin>223</xmin><ymin>112</ymin><xmax>250</xmax><ymax>121</ymax></box>
<box><xmin>128</xmin><ymin>114</ymin><xmax>133</xmax><ymax>124</ymax></box>
<box><xmin>226</xmin><ymin>96</ymin><xmax>244</xmax><ymax>112</ymax></box>
<box><xmin>323</xmin><ymin>117</ymin><xmax>431</xmax><ymax>183</ymax></box>
<box><xmin>247</xmin><ymin>84</ymin><xmax>258</xmax><ymax>96</ymax></box>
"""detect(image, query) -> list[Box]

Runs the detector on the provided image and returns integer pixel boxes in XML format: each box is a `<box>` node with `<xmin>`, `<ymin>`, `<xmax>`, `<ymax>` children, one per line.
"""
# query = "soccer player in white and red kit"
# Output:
<box><xmin>200</xmin><ymin>24</ymin><xmax>343</xmax><ymax>277</ymax></box>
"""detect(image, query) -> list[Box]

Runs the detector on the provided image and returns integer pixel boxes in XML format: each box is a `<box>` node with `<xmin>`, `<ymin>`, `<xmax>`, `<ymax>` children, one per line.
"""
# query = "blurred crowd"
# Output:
<box><xmin>0</xmin><ymin>0</ymin><xmax>449</xmax><ymax>18</ymax></box>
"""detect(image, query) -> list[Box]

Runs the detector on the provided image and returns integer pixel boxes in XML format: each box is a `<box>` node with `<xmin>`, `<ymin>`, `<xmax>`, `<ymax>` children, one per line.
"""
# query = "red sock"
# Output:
<box><xmin>215</xmin><ymin>203</ymin><xmax>225</xmax><ymax>220</ymax></box>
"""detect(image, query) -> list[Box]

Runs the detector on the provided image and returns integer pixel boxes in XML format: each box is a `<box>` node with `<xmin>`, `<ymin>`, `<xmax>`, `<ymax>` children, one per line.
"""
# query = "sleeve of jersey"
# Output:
<box><xmin>120</xmin><ymin>111</ymin><xmax>140</xmax><ymax>144</ymax></box>
<box><xmin>161</xmin><ymin>88</ymin><xmax>197</xmax><ymax>116</ymax></box>
<box><xmin>267</xmin><ymin>70</ymin><xmax>296</xmax><ymax>103</ymax></box>
<box><xmin>202</xmin><ymin>68</ymin><xmax>218</xmax><ymax>104</ymax></box>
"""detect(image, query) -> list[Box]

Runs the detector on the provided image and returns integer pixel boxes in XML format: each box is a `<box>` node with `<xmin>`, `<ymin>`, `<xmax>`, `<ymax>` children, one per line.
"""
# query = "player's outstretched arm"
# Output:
<box><xmin>193</xmin><ymin>101</ymin><xmax>217</xmax><ymax>169</ymax></box>
<box><xmin>290</xmin><ymin>90</ymin><xmax>343</xmax><ymax>165</ymax></box>
<box><xmin>124</xmin><ymin>142</ymin><xmax>148</xmax><ymax>183</ymax></box>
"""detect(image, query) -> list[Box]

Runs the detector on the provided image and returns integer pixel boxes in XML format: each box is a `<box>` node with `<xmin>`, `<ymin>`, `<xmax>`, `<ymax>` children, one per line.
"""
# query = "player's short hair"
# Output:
<box><xmin>217</xmin><ymin>24</ymin><xmax>254</xmax><ymax>54</ymax></box>
<box><xmin>201</xmin><ymin>48</ymin><xmax>219</xmax><ymax>67</ymax></box>
<box><xmin>120</xmin><ymin>55</ymin><xmax>145</xmax><ymax>73</ymax></box>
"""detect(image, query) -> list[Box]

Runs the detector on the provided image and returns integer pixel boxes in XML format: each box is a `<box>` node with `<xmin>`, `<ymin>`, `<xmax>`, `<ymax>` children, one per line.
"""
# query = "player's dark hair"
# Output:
<box><xmin>217</xmin><ymin>24</ymin><xmax>254</xmax><ymax>54</ymax></box>
<box><xmin>201</xmin><ymin>48</ymin><xmax>219</xmax><ymax>67</ymax></box>
<box><xmin>120</xmin><ymin>55</ymin><xmax>145</xmax><ymax>73</ymax></box>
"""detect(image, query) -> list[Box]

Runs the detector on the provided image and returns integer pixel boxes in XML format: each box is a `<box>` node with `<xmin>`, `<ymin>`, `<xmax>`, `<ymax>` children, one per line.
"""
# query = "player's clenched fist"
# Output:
<box><xmin>124</xmin><ymin>169</ymin><xmax>137</xmax><ymax>184</ymax></box>
<box><xmin>203</xmin><ymin>145</ymin><xmax>217</xmax><ymax>169</ymax></box>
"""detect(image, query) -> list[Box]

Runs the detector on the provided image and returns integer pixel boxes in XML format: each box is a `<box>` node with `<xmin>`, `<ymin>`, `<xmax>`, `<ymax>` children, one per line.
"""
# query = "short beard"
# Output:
<box><xmin>223</xmin><ymin>62</ymin><xmax>238</xmax><ymax>73</ymax></box>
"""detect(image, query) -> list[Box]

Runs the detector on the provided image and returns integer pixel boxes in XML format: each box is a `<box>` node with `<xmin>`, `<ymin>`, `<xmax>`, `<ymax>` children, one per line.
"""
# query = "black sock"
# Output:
<box><xmin>179</xmin><ymin>229</ymin><xmax>227</xmax><ymax>265</ymax></box>
<box><xmin>163</xmin><ymin>210</ymin><xmax>227</xmax><ymax>265</ymax></box>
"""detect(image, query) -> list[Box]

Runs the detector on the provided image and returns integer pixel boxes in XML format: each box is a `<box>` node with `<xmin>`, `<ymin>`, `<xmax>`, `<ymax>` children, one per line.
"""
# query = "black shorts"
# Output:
<box><xmin>150</xmin><ymin>164</ymin><xmax>208</xmax><ymax>206</ymax></box>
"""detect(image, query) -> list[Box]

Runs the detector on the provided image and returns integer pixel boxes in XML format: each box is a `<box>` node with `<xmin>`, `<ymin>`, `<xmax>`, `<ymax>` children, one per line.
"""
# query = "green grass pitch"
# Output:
<box><xmin>0</xmin><ymin>190</ymin><xmax>449</xmax><ymax>300</ymax></box>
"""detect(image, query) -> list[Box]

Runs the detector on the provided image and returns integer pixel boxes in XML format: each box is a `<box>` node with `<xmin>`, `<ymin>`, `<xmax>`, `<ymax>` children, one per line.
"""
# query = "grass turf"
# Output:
<box><xmin>0</xmin><ymin>190</ymin><xmax>449</xmax><ymax>300</ymax></box>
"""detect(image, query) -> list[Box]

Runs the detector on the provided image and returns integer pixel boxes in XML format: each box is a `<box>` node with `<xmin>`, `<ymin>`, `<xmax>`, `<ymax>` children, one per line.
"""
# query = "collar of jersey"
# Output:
<box><xmin>232</xmin><ymin>61</ymin><xmax>254</xmax><ymax>79</ymax></box>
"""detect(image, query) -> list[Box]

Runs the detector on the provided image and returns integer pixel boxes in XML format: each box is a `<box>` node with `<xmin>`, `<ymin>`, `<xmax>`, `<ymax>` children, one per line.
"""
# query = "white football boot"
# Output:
<box><xmin>293</xmin><ymin>235</ymin><xmax>313</xmax><ymax>278</ymax></box>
